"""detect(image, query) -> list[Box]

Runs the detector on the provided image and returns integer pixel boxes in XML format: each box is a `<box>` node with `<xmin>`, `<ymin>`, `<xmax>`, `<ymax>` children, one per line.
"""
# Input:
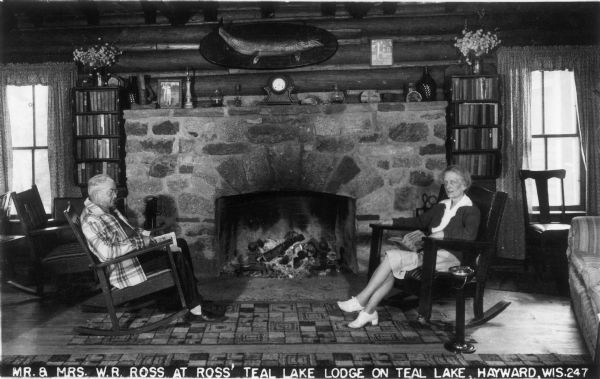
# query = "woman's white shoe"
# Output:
<box><xmin>337</xmin><ymin>296</ymin><xmax>364</xmax><ymax>313</ymax></box>
<box><xmin>348</xmin><ymin>310</ymin><xmax>378</xmax><ymax>328</ymax></box>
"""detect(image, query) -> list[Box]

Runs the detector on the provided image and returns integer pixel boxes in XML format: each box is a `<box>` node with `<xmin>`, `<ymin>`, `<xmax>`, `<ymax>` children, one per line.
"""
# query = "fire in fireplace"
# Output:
<box><xmin>215</xmin><ymin>190</ymin><xmax>357</xmax><ymax>277</ymax></box>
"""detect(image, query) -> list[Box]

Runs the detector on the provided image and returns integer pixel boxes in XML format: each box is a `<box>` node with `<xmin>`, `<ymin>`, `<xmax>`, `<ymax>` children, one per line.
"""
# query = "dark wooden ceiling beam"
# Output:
<box><xmin>0</xmin><ymin>3</ymin><xmax>18</xmax><ymax>33</ymax></box>
<box><xmin>158</xmin><ymin>2</ymin><xmax>196</xmax><ymax>26</ymax></box>
<box><xmin>202</xmin><ymin>2</ymin><xmax>218</xmax><ymax>22</ymax></box>
<box><xmin>79</xmin><ymin>2</ymin><xmax>100</xmax><ymax>26</ymax></box>
<box><xmin>260</xmin><ymin>2</ymin><xmax>276</xmax><ymax>19</ymax></box>
<box><xmin>140</xmin><ymin>2</ymin><xmax>157</xmax><ymax>25</ymax></box>
<box><xmin>344</xmin><ymin>2</ymin><xmax>372</xmax><ymax>19</ymax></box>
<box><xmin>382</xmin><ymin>3</ymin><xmax>398</xmax><ymax>16</ymax></box>
<box><xmin>320</xmin><ymin>3</ymin><xmax>336</xmax><ymax>17</ymax></box>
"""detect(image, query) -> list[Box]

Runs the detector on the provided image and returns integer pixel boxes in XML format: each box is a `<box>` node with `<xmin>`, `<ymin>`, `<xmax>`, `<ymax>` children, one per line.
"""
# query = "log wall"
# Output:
<box><xmin>2</xmin><ymin>2</ymin><xmax>599</xmax><ymax>96</ymax></box>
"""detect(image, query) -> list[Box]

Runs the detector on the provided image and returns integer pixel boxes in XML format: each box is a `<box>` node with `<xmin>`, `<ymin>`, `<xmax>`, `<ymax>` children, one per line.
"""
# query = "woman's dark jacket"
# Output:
<box><xmin>392</xmin><ymin>201</ymin><xmax>481</xmax><ymax>241</ymax></box>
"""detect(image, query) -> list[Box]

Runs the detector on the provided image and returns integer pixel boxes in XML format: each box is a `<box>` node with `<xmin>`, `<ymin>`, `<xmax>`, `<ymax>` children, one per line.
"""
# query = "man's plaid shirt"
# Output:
<box><xmin>80</xmin><ymin>198</ymin><xmax>147</xmax><ymax>289</ymax></box>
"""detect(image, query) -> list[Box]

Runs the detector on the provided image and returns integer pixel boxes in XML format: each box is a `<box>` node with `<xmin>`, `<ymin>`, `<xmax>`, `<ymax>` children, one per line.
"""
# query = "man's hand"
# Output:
<box><xmin>142</xmin><ymin>234</ymin><xmax>155</xmax><ymax>247</ymax></box>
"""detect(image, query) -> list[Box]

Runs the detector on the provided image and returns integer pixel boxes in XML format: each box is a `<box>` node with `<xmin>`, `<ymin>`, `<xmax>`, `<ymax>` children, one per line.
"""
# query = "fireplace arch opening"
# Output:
<box><xmin>215</xmin><ymin>190</ymin><xmax>357</xmax><ymax>277</ymax></box>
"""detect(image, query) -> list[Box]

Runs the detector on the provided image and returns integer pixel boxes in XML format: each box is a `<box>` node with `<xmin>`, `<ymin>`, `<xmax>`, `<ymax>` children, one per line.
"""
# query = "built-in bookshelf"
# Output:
<box><xmin>72</xmin><ymin>87</ymin><xmax>125</xmax><ymax>190</ymax></box>
<box><xmin>447</xmin><ymin>75</ymin><xmax>502</xmax><ymax>179</ymax></box>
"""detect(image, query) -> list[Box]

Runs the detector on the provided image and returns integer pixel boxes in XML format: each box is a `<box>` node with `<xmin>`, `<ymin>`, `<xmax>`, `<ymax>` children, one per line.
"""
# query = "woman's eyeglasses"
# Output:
<box><xmin>443</xmin><ymin>180</ymin><xmax>464</xmax><ymax>187</ymax></box>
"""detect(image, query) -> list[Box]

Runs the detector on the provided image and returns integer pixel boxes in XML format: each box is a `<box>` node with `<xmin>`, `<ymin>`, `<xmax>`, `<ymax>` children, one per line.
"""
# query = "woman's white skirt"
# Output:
<box><xmin>385</xmin><ymin>249</ymin><xmax>460</xmax><ymax>279</ymax></box>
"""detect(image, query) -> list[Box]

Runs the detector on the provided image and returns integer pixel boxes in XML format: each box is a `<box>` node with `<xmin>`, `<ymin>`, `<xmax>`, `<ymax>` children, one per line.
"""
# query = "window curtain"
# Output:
<box><xmin>0</xmin><ymin>62</ymin><xmax>80</xmax><ymax>198</ymax></box>
<box><xmin>496</xmin><ymin>46</ymin><xmax>600</xmax><ymax>260</ymax></box>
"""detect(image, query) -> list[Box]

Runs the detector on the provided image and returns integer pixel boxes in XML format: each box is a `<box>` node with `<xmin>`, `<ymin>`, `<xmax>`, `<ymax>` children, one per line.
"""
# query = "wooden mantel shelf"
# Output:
<box><xmin>123</xmin><ymin>101</ymin><xmax>448</xmax><ymax>119</ymax></box>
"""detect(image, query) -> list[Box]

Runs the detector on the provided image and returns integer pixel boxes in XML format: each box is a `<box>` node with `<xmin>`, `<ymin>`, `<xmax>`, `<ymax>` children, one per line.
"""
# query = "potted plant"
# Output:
<box><xmin>73</xmin><ymin>38</ymin><xmax>122</xmax><ymax>86</ymax></box>
<box><xmin>454</xmin><ymin>28</ymin><xmax>501</xmax><ymax>74</ymax></box>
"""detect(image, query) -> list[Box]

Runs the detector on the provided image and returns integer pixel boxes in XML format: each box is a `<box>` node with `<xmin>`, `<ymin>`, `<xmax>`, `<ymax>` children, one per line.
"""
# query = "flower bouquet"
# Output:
<box><xmin>454</xmin><ymin>28</ymin><xmax>501</xmax><ymax>73</ymax></box>
<box><xmin>73</xmin><ymin>39</ymin><xmax>122</xmax><ymax>86</ymax></box>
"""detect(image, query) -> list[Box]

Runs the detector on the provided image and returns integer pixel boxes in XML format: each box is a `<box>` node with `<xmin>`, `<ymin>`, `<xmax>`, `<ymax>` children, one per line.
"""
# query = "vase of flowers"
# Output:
<box><xmin>73</xmin><ymin>39</ymin><xmax>122</xmax><ymax>86</ymax></box>
<box><xmin>454</xmin><ymin>28</ymin><xmax>501</xmax><ymax>75</ymax></box>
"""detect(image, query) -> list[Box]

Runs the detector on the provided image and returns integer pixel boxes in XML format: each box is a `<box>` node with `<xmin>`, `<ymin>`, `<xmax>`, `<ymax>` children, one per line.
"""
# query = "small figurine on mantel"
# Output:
<box><xmin>211</xmin><ymin>89</ymin><xmax>224</xmax><ymax>107</ymax></box>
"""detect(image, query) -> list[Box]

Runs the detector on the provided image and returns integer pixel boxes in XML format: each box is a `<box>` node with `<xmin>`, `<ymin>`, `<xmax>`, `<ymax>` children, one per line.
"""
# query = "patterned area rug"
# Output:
<box><xmin>69</xmin><ymin>302</ymin><xmax>467</xmax><ymax>345</ymax></box>
<box><xmin>2</xmin><ymin>352</ymin><xmax>592</xmax><ymax>369</ymax></box>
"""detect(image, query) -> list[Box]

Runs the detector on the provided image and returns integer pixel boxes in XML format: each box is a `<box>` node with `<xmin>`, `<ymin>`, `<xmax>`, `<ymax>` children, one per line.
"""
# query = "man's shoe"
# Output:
<box><xmin>185</xmin><ymin>310</ymin><xmax>226</xmax><ymax>323</ymax></box>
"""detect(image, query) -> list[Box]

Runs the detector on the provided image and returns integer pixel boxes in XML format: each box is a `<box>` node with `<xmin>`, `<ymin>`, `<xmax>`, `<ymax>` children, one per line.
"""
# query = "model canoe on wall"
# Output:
<box><xmin>200</xmin><ymin>22</ymin><xmax>338</xmax><ymax>69</ymax></box>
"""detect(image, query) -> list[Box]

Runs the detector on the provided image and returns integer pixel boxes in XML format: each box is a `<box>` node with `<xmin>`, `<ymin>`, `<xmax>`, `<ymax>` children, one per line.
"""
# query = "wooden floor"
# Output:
<box><xmin>0</xmin><ymin>275</ymin><xmax>589</xmax><ymax>358</ymax></box>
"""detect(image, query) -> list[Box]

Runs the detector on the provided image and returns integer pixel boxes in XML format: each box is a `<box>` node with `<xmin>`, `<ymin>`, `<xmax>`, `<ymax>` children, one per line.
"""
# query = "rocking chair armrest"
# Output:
<box><xmin>94</xmin><ymin>240</ymin><xmax>172</xmax><ymax>268</ymax></box>
<box><xmin>46</xmin><ymin>218</ymin><xmax>67</xmax><ymax>227</ymax></box>
<box><xmin>369</xmin><ymin>223</ymin><xmax>420</xmax><ymax>232</ymax></box>
<box><xmin>422</xmin><ymin>237</ymin><xmax>494</xmax><ymax>251</ymax></box>
<box><xmin>28</xmin><ymin>224</ymin><xmax>71</xmax><ymax>236</ymax></box>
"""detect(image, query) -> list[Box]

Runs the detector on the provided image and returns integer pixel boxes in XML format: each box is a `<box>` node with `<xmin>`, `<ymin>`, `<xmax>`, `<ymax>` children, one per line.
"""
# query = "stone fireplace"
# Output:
<box><xmin>123</xmin><ymin>100</ymin><xmax>447</xmax><ymax>277</ymax></box>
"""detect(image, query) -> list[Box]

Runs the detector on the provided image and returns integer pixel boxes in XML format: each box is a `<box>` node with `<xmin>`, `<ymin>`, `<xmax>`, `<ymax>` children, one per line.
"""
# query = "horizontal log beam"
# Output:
<box><xmin>5</xmin><ymin>8</ymin><xmax>597</xmax><ymax>47</ymax></box>
<box><xmin>159</xmin><ymin>65</ymin><xmax>455</xmax><ymax>97</ymax></box>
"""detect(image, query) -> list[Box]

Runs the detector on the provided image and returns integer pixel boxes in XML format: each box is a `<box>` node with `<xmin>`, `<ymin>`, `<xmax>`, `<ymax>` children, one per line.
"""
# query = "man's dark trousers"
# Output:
<box><xmin>137</xmin><ymin>238</ymin><xmax>202</xmax><ymax>309</ymax></box>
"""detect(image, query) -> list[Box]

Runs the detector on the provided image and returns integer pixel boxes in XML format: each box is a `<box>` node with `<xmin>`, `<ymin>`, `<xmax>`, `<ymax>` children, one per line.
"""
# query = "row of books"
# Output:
<box><xmin>456</xmin><ymin>103</ymin><xmax>499</xmax><ymax>125</ymax></box>
<box><xmin>451</xmin><ymin>77</ymin><xmax>499</xmax><ymax>101</ymax></box>
<box><xmin>76</xmin><ymin>139</ymin><xmax>119</xmax><ymax>159</ymax></box>
<box><xmin>75</xmin><ymin>114</ymin><xmax>120</xmax><ymax>136</ymax></box>
<box><xmin>74</xmin><ymin>90</ymin><xmax>118</xmax><ymax>112</ymax></box>
<box><xmin>452</xmin><ymin>128</ymin><xmax>499</xmax><ymax>150</ymax></box>
<box><xmin>76</xmin><ymin>162</ymin><xmax>120</xmax><ymax>185</ymax></box>
<box><xmin>452</xmin><ymin>153</ymin><xmax>498</xmax><ymax>177</ymax></box>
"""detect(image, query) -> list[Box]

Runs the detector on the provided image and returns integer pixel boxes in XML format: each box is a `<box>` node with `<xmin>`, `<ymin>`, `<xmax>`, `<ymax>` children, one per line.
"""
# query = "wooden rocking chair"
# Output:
<box><xmin>368</xmin><ymin>185</ymin><xmax>510</xmax><ymax>328</ymax></box>
<box><xmin>11</xmin><ymin>185</ymin><xmax>89</xmax><ymax>296</ymax></box>
<box><xmin>64</xmin><ymin>203</ymin><xmax>189</xmax><ymax>336</ymax></box>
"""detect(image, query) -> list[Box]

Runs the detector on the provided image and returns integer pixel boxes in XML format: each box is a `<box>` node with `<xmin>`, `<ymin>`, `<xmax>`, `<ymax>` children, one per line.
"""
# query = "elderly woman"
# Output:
<box><xmin>338</xmin><ymin>165</ymin><xmax>481</xmax><ymax>328</ymax></box>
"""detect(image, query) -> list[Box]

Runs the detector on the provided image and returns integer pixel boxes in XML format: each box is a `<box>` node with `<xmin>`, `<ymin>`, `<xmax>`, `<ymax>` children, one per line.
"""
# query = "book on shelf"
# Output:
<box><xmin>75</xmin><ymin>89</ymin><xmax>117</xmax><ymax>112</ymax></box>
<box><xmin>453</xmin><ymin>153</ymin><xmax>497</xmax><ymax>177</ymax></box>
<box><xmin>452</xmin><ymin>128</ymin><xmax>499</xmax><ymax>150</ymax></box>
<box><xmin>456</xmin><ymin>103</ymin><xmax>498</xmax><ymax>125</ymax></box>
<box><xmin>75</xmin><ymin>114</ymin><xmax>119</xmax><ymax>135</ymax></box>
<box><xmin>451</xmin><ymin>77</ymin><xmax>499</xmax><ymax>101</ymax></box>
<box><xmin>76</xmin><ymin>162</ymin><xmax>120</xmax><ymax>185</ymax></box>
<box><xmin>76</xmin><ymin>139</ymin><xmax>119</xmax><ymax>159</ymax></box>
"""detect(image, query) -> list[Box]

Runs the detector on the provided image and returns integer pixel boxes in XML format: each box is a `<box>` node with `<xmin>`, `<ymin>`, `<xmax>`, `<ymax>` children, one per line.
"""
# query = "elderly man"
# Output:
<box><xmin>80</xmin><ymin>174</ymin><xmax>221</xmax><ymax>322</ymax></box>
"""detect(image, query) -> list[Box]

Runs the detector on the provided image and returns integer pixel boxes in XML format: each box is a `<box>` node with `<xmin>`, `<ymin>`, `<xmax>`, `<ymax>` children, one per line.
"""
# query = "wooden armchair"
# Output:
<box><xmin>518</xmin><ymin>169</ymin><xmax>570</xmax><ymax>292</ymax></box>
<box><xmin>10</xmin><ymin>185</ymin><xmax>89</xmax><ymax>296</ymax></box>
<box><xmin>64</xmin><ymin>203</ymin><xmax>188</xmax><ymax>335</ymax></box>
<box><xmin>368</xmin><ymin>185</ymin><xmax>510</xmax><ymax>327</ymax></box>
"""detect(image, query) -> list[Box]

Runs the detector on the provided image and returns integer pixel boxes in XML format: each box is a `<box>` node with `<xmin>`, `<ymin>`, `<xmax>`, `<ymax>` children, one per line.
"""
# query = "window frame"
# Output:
<box><xmin>8</xmin><ymin>84</ymin><xmax>50</xmax><ymax>215</ymax></box>
<box><xmin>530</xmin><ymin>70</ymin><xmax>586</xmax><ymax>212</ymax></box>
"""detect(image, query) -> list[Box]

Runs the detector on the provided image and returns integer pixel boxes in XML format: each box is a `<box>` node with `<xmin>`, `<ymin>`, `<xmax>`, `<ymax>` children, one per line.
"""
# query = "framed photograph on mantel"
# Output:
<box><xmin>158</xmin><ymin>79</ymin><xmax>182</xmax><ymax>108</ymax></box>
<box><xmin>371</xmin><ymin>39</ymin><xmax>393</xmax><ymax>66</ymax></box>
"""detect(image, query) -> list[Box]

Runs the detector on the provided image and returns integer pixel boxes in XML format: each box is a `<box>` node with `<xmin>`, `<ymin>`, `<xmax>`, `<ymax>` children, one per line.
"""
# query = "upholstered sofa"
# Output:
<box><xmin>568</xmin><ymin>216</ymin><xmax>600</xmax><ymax>362</ymax></box>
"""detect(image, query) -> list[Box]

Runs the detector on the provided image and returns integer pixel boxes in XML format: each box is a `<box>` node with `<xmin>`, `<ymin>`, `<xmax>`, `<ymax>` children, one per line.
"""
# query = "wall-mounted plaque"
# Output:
<box><xmin>200</xmin><ymin>22</ymin><xmax>338</xmax><ymax>70</ymax></box>
<box><xmin>371</xmin><ymin>39</ymin><xmax>393</xmax><ymax>66</ymax></box>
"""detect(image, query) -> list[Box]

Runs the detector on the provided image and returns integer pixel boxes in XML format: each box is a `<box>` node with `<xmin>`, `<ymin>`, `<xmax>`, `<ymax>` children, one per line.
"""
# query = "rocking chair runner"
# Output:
<box><xmin>64</xmin><ymin>204</ymin><xmax>188</xmax><ymax>336</ymax></box>
<box><xmin>368</xmin><ymin>185</ymin><xmax>510</xmax><ymax>327</ymax></box>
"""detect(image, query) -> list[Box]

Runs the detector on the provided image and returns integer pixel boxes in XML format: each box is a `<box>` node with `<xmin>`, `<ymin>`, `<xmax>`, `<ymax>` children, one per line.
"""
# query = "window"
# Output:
<box><xmin>530</xmin><ymin>70</ymin><xmax>585</xmax><ymax>210</ymax></box>
<box><xmin>7</xmin><ymin>85</ymin><xmax>51</xmax><ymax>213</ymax></box>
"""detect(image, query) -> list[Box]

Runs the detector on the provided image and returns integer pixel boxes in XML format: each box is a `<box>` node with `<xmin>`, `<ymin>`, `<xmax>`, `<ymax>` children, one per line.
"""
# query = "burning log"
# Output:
<box><xmin>258</xmin><ymin>231</ymin><xmax>305</xmax><ymax>261</ymax></box>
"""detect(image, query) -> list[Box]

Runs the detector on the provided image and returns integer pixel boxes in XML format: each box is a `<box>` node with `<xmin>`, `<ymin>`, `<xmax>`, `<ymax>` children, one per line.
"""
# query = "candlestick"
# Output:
<box><xmin>184</xmin><ymin>68</ymin><xmax>193</xmax><ymax>109</ymax></box>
